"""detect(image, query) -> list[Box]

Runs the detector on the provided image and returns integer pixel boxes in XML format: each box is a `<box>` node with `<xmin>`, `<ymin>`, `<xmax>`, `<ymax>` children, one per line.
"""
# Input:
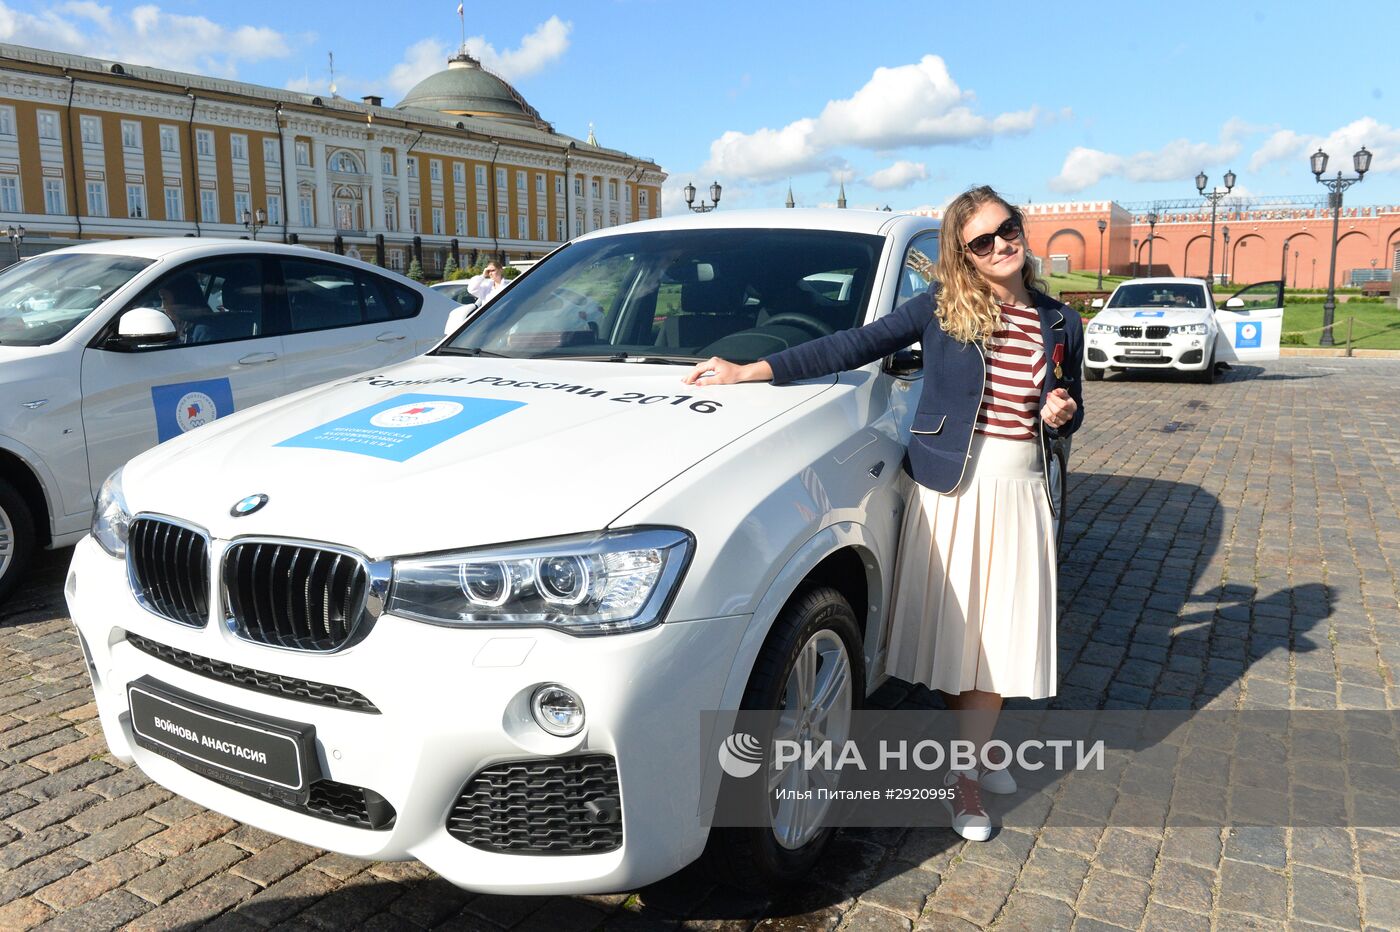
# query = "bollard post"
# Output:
<box><xmin>1345</xmin><ymin>316</ymin><xmax>1354</xmax><ymax>357</ymax></box>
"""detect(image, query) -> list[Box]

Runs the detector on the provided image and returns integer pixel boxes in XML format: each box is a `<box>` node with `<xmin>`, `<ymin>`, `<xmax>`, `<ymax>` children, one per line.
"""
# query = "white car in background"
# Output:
<box><xmin>0</xmin><ymin>238</ymin><xmax>456</xmax><ymax>600</ymax></box>
<box><xmin>1083</xmin><ymin>277</ymin><xmax>1283</xmax><ymax>383</ymax></box>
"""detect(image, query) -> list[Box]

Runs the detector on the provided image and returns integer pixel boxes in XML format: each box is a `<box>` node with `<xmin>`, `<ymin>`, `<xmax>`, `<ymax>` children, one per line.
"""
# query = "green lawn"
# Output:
<box><xmin>1283</xmin><ymin>301</ymin><xmax>1400</xmax><ymax>349</ymax></box>
<box><xmin>1044</xmin><ymin>272</ymin><xmax>1130</xmax><ymax>298</ymax></box>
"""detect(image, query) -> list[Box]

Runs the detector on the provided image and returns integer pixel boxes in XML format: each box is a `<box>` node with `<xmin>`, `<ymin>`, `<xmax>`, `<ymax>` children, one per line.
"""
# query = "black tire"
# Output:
<box><xmin>1194</xmin><ymin>344</ymin><xmax>1217</xmax><ymax>384</ymax></box>
<box><xmin>1085</xmin><ymin>365</ymin><xmax>1104</xmax><ymax>381</ymax></box>
<box><xmin>703</xmin><ymin>586</ymin><xmax>865</xmax><ymax>891</ymax></box>
<box><xmin>1048</xmin><ymin>444</ymin><xmax>1068</xmax><ymax>557</ymax></box>
<box><xmin>0</xmin><ymin>478</ymin><xmax>36</xmax><ymax>603</ymax></box>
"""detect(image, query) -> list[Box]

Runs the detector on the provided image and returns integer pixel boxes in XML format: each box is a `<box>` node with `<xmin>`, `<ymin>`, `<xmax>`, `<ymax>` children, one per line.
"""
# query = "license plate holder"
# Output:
<box><xmin>127</xmin><ymin>676</ymin><xmax>320</xmax><ymax>804</ymax></box>
<box><xmin>1125</xmin><ymin>348</ymin><xmax>1159</xmax><ymax>356</ymax></box>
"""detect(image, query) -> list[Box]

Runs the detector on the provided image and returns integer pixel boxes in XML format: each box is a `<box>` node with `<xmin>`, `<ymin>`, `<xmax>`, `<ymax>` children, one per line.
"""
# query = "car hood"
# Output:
<box><xmin>1094</xmin><ymin>306</ymin><xmax>1212</xmax><ymax>326</ymax></box>
<box><xmin>122</xmin><ymin>356</ymin><xmax>835</xmax><ymax>557</ymax></box>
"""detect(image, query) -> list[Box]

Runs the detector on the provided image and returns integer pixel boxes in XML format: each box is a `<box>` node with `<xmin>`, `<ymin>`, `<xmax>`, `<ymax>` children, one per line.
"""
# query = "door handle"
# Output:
<box><xmin>376</xmin><ymin>332</ymin><xmax>407</xmax><ymax>342</ymax></box>
<box><xmin>238</xmin><ymin>352</ymin><xmax>278</xmax><ymax>365</ymax></box>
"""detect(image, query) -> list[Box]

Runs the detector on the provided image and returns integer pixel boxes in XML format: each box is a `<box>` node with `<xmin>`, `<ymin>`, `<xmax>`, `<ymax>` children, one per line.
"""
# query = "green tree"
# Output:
<box><xmin>442</xmin><ymin>255</ymin><xmax>459</xmax><ymax>280</ymax></box>
<box><xmin>406</xmin><ymin>258</ymin><xmax>424</xmax><ymax>282</ymax></box>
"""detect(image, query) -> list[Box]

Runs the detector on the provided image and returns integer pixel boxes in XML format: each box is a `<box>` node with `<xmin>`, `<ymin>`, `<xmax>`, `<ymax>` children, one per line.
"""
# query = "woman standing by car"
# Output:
<box><xmin>684</xmin><ymin>186</ymin><xmax>1084</xmax><ymax>841</ymax></box>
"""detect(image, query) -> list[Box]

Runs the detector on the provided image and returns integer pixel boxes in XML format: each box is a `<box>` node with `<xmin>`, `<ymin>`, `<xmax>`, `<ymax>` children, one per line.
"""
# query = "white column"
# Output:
<box><xmin>366</xmin><ymin>142</ymin><xmax>383</xmax><ymax>233</ymax></box>
<box><xmin>312</xmin><ymin>138</ymin><xmax>331</xmax><ymax>229</ymax></box>
<box><xmin>583</xmin><ymin>168</ymin><xmax>595</xmax><ymax>233</ymax></box>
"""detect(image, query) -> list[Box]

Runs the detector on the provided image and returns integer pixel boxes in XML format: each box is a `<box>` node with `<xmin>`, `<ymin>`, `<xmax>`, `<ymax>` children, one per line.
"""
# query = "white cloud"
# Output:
<box><xmin>385</xmin><ymin>17</ymin><xmax>571</xmax><ymax>97</ymax></box>
<box><xmin>703</xmin><ymin>55</ymin><xmax>1049</xmax><ymax>182</ymax></box>
<box><xmin>1250</xmin><ymin>118</ymin><xmax>1400</xmax><ymax>175</ymax></box>
<box><xmin>0</xmin><ymin>1</ymin><xmax>293</xmax><ymax>77</ymax></box>
<box><xmin>1049</xmin><ymin>131</ymin><xmax>1242</xmax><ymax>193</ymax></box>
<box><xmin>867</xmin><ymin>160</ymin><xmax>928</xmax><ymax>191</ymax></box>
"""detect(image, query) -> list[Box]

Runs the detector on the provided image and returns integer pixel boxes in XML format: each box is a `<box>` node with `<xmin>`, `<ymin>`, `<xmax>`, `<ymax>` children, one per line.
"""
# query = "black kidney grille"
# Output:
<box><xmin>128</xmin><ymin>518</ymin><xmax>209</xmax><ymax>628</ymax></box>
<box><xmin>1145</xmin><ymin>325</ymin><xmax>1170</xmax><ymax>339</ymax></box>
<box><xmin>124</xmin><ymin>632</ymin><xmax>379</xmax><ymax>714</ymax></box>
<box><xmin>223</xmin><ymin>542</ymin><xmax>368</xmax><ymax>651</ymax></box>
<box><xmin>447</xmin><ymin>755</ymin><xmax>623</xmax><ymax>854</ymax></box>
<box><xmin>1117</xmin><ymin>325</ymin><xmax>1142</xmax><ymax>339</ymax></box>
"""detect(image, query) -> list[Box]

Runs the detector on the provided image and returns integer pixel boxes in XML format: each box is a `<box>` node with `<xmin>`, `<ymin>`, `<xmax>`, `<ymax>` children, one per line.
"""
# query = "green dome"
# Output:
<box><xmin>396</xmin><ymin>52</ymin><xmax>543</xmax><ymax>125</ymax></box>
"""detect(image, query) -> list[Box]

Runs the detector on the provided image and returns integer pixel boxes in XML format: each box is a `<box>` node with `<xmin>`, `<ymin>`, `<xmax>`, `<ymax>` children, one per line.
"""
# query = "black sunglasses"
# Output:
<box><xmin>964</xmin><ymin>217</ymin><xmax>1022</xmax><ymax>257</ymax></box>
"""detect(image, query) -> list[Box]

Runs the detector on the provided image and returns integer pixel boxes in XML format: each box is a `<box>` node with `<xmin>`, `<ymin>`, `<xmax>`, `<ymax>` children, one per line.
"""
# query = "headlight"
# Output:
<box><xmin>1171</xmin><ymin>323</ymin><xmax>1209</xmax><ymax>335</ymax></box>
<box><xmin>387</xmin><ymin>527</ymin><xmax>693</xmax><ymax>634</ymax></box>
<box><xmin>1086</xmin><ymin>322</ymin><xmax>1115</xmax><ymax>335</ymax></box>
<box><xmin>92</xmin><ymin>468</ymin><xmax>131</xmax><ymax>558</ymax></box>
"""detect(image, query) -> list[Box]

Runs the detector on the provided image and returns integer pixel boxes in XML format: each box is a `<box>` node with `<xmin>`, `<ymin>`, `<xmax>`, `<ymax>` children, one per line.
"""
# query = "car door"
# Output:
<box><xmin>275</xmin><ymin>256</ymin><xmax>422</xmax><ymax>392</ymax></box>
<box><xmin>79</xmin><ymin>254</ymin><xmax>286</xmax><ymax>498</ymax></box>
<box><xmin>1215</xmin><ymin>280</ymin><xmax>1284</xmax><ymax>363</ymax></box>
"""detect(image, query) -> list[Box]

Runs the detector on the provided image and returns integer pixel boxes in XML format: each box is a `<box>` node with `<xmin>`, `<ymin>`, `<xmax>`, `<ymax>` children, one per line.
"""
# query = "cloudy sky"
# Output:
<box><xmin>3</xmin><ymin>0</ymin><xmax>1396</xmax><ymax>214</ymax></box>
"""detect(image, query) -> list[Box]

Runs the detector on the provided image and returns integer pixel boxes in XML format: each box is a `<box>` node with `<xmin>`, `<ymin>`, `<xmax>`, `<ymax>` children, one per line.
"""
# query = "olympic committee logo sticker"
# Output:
<box><xmin>174</xmin><ymin>391</ymin><xmax>218</xmax><ymax>433</ymax></box>
<box><xmin>718</xmin><ymin>732</ymin><xmax>765</xmax><ymax>779</ymax></box>
<box><xmin>369</xmin><ymin>400</ymin><xmax>465</xmax><ymax>429</ymax></box>
<box><xmin>230</xmin><ymin>494</ymin><xmax>269</xmax><ymax>517</ymax></box>
<box><xmin>1235</xmin><ymin>320</ymin><xmax>1262</xmax><ymax>349</ymax></box>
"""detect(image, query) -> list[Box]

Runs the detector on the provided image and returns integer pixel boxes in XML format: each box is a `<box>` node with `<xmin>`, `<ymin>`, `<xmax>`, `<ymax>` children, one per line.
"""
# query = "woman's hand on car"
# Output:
<box><xmin>682</xmin><ymin>357</ymin><xmax>773</xmax><ymax>386</ymax></box>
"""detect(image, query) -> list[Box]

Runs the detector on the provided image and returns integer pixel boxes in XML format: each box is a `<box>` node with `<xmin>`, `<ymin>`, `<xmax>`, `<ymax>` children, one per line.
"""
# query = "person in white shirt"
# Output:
<box><xmin>465</xmin><ymin>262</ymin><xmax>506</xmax><ymax>304</ymax></box>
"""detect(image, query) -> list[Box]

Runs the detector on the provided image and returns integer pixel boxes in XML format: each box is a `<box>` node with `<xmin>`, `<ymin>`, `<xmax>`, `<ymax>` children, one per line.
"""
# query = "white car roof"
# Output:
<box><xmin>575</xmin><ymin>208</ymin><xmax>938</xmax><ymax>240</ymax></box>
<box><xmin>41</xmin><ymin>237</ymin><xmax>378</xmax><ymax>265</ymax></box>
<box><xmin>1113</xmin><ymin>277</ymin><xmax>1209</xmax><ymax>287</ymax></box>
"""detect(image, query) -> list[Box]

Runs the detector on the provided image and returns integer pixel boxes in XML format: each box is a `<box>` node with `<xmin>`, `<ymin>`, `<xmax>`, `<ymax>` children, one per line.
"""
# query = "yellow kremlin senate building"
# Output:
<box><xmin>0</xmin><ymin>42</ymin><xmax>666</xmax><ymax>271</ymax></box>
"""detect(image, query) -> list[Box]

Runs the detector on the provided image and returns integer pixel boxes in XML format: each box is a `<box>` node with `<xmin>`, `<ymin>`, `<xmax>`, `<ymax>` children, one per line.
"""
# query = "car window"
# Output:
<box><xmin>377</xmin><ymin>275</ymin><xmax>425</xmax><ymax>319</ymax></box>
<box><xmin>282</xmin><ymin>258</ymin><xmax>366</xmax><ymax>332</ymax></box>
<box><xmin>442</xmin><ymin>228</ymin><xmax>884</xmax><ymax>364</ymax></box>
<box><xmin>1107</xmin><ymin>283</ymin><xmax>1207</xmax><ymax>309</ymax></box>
<box><xmin>0</xmin><ymin>253</ymin><xmax>152</xmax><ymax>346</ymax></box>
<box><xmin>125</xmin><ymin>257</ymin><xmax>266</xmax><ymax>348</ymax></box>
<box><xmin>897</xmin><ymin>232</ymin><xmax>940</xmax><ymax>307</ymax></box>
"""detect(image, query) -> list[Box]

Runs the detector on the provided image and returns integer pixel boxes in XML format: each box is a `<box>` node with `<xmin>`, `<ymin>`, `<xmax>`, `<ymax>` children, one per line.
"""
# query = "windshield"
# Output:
<box><xmin>1107</xmin><ymin>282</ymin><xmax>1208</xmax><ymax>309</ymax></box>
<box><xmin>441</xmin><ymin>228</ymin><xmax>884</xmax><ymax>363</ymax></box>
<box><xmin>0</xmin><ymin>253</ymin><xmax>153</xmax><ymax>345</ymax></box>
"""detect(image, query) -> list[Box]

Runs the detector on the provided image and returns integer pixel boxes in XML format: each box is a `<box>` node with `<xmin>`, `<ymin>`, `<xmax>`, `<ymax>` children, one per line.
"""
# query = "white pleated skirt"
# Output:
<box><xmin>884</xmin><ymin>434</ymin><xmax>1057</xmax><ymax>700</ymax></box>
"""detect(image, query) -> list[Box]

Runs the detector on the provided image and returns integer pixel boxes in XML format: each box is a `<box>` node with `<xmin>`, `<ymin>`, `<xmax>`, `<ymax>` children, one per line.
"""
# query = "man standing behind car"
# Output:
<box><xmin>465</xmin><ymin>262</ymin><xmax>506</xmax><ymax>304</ymax></box>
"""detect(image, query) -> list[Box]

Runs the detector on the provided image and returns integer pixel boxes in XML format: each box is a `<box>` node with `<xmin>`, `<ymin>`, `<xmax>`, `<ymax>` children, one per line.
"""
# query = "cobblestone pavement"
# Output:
<box><xmin>3</xmin><ymin>357</ymin><xmax>1399</xmax><ymax>931</ymax></box>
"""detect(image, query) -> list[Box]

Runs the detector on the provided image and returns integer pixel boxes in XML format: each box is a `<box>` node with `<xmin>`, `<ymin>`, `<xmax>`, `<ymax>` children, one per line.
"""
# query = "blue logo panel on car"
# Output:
<box><xmin>151</xmin><ymin>378</ymin><xmax>236</xmax><ymax>443</ymax></box>
<box><xmin>1133</xmin><ymin>311</ymin><xmax>1166</xmax><ymax>318</ymax></box>
<box><xmin>275</xmin><ymin>393</ymin><xmax>525</xmax><ymax>462</ymax></box>
<box><xmin>1235</xmin><ymin>321</ymin><xmax>1262</xmax><ymax>348</ymax></box>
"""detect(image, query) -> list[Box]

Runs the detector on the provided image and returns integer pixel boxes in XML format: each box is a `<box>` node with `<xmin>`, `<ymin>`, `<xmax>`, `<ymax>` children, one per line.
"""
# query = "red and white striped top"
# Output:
<box><xmin>975</xmin><ymin>304</ymin><xmax>1046</xmax><ymax>441</ymax></box>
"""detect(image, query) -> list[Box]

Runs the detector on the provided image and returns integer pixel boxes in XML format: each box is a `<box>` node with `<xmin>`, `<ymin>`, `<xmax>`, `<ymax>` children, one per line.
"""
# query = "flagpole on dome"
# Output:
<box><xmin>457</xmin><ymin>2</ymin><xmax>466</xmax><ymax>54</ymax></box>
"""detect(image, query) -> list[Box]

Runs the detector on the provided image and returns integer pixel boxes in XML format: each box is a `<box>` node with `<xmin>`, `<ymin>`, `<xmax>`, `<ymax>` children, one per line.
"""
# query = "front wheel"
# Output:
<box><xmin>1084</xmin><ymin>365</ymin><xmax>1103</xmax><ymax>381</ymax></box>
<box><xmin>0</xmin><ymin>478</ymin><xmax>36</xmax><ymax>603</ymax></box>
<box><xmin>1193</xmin><ymin>344</ymin><xmax>1217</xmax><ymax>384</ymax></box>
<box><xmin>703</xmin><ymin>586</ymin><xmax>865</xmax><ymax>890</ymax></box>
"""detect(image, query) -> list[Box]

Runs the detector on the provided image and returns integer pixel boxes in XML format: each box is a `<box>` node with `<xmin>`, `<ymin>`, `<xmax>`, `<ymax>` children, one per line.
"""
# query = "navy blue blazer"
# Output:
<box><xmin>764</xmin><ymin>288</ymin><xmax>1085</xmax><ymax>494</ymax></box>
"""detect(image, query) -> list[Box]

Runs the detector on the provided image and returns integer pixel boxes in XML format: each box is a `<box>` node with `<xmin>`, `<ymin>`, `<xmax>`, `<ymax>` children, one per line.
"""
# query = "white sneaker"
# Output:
<box><xmin>942</xmin><ymin>770</ymin><xmax>992</xmax><ymax>842</ymax></box>
<box><xmin>978</xmin><ymin>766</ymin><xmax>1017</xmax><ymax>795</ymax></box>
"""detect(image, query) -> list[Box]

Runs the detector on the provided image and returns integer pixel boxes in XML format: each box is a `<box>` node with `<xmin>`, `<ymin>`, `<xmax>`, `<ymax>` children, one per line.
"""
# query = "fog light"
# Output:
<box><xmin>531</xmin><ymin>684</ymin><xmax>585</xmax><ymax>736</ymax></box>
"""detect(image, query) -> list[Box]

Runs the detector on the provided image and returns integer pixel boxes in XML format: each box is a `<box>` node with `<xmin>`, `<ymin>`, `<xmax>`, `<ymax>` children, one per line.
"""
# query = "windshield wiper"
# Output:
<box><xmin>530</xmin><ymin>352</ymin><xmax>703</xmax><ymax>365</ymax></box>
<box><xmin>437</xmin><ymin>346</ymin><xmax>512</xmax><ymax>358</ymax></box>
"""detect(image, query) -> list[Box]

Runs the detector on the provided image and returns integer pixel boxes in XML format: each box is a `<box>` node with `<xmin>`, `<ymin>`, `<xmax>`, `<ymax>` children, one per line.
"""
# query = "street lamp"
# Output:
<box><xmin>1132</xmin><ymin>238</ymin><xmax>1139</xmax><ymax>277</ymax></box>
<box><xmin>1146</xmin><ymin>211</ymin><xmax>1158</xmax><ymax>277</ymax></box>
<box><xmin>4</xmin><ymin>224</ymin><xmax>23</xmax><ymax>265</ymax></box>
<box><xmin>1221</xmin><ymin>226</ymin><xmax>1230</xmax><ymax>284</ymax></box>
<box><xmin>1195</xmin><ymin>168</ymin><xmax>1235</xmax><ymax>286</ymax></box>
<box><xmin>1095</xmin><ymin>219</ymin><xmax>1107</xmax><ymax>289</ymax></box>
<box><xmin>1280</xmin><ymin>238</ymin><xmax>1290</xmax><ymax>288</ymax></box>
<box><xmin>241</xmin><ymin>207</ymin><xmax>267</xmax><ymax>241</ymax></box>
<box><xmin>683</xmin><ymin>180</ymin><xmax>722</xmax><ymax>213</ymax></box>
<box><xmin>1310</xmin><ymin>145</ymin><xmax>1370</xmax><ymax>346</ymax></box>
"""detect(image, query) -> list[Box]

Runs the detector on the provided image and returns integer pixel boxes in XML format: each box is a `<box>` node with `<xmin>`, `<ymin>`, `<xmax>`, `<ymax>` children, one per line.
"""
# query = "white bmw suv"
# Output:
<box><xmin>65</xmin><ymin>210</ymin><xmax>1070</xmax><ymax>894</ymax></box>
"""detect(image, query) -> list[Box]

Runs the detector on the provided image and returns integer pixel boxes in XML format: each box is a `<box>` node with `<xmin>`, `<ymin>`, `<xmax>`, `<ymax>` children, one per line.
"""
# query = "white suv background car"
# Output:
<box><xmin>62</xmin><ymin>210</ymin><xmax>1052</xmax><ymax>894</ymax></box>
<box><xmin>0</xmin><ymin>238</ymin><xmax>457</xmax><ymax>600</ymax></box>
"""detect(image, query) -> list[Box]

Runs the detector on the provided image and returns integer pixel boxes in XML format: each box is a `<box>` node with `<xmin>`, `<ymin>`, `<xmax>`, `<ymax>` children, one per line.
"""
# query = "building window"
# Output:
<box><xmin>536</xmin><ymin>216</ymin><xmax>545</xmax><ymax>241</ymax></box>
<box><xmin>555</xmin><ymin>218</ymin><xmax>564</xmax><ymax>241</ymax></box>
<box><xmin>0</xmin><ymin>177</ymin><xmax>19</xmax><ymax>213</ymax></box>
<box><xmin>200</xmin><ymin>189</ymin><xmax>218</xmax><ymax>223</ymax></box>
<box><xmin>408</xmin><ymin>204</ymin><xmax>419</xmax><ymax>233</ymax></box>
<box><xmin>299</xmin><ymin>192</ymin><xmax>314</xmax><ymax>226</ymax></box>
<box><xmin>497</xmin><ymin>212</ymin><xmax>507</xmax><ymax>237</ymax></box>
<box><xmin>495</xmin><ymin>167</ymin><xmax>506</xmax><ymax>189</ymax></box>
<box><xmin>574</xmin><ymin>177</ymin><xmax>582</xmax><ymax>197</ymax></box>
<box><xmin>406</xmin><ymin>157</ymin><xmax>418</xmax><ymax>179</ymax></box>
<box><xmin>79</xmin><ymin>115</ymin><xmax>101</xmax><ymax>145</ymax></box>
<box><xmin>574</xmin><ymin>218</ymin><xmax>582</xmax><ymax>237</ymax></box>
<box><xmin>475</xmin><ymin>165</ymin><xmax>486</xmax><ymax>186</ymax></box>
<box><xmin>477</xmin><ymin>210</ymin><xmax>488</xmax><ymax>236</ymax></box>
<box><xmin>455</xmin><ymin>209</ymin><xmax>466</xmax><ymax>234</ymax></box>
<box><xmin>517</xmin><ymin>214</ymin><xmax>527</xmax><ymax>239</ymax></box>
<box><xmin>38</xmin><ymin>111</ymin><xmax>60</xmax><ymax>141</ymax></box>
<box><xmin>164</xmin><ymin>186</ymin><xmax>182</xmax><ymax>221</ymax></box>
<box><xmin>267</xmin><ymin>194</ymin><xmax>282</xmax><ymax>225</ymax></box>
<box><xmin>590</xmin><ymin>179</ymin><xmax>600</xmax><ymax>199</ymax></box>
<box><xmin>159</xmin><ymin>125</ymin><xmax>178</xmax><ymax>153</ymax></box>
<box><xmin>608</xmin><ymin>180</ymin><xmax>618</xmax><ymax>200</ymax></box>
<box><xmin>555</xmin><ymin>176</ymin><xmax>564</xmax><ymax>197</ymax></box>
<box><xmin>126</xmin><ymin>184</ymin><xmax>146</xmax><ymax>219</ymax></box>
<box><xmin>86</xmin><ymin>180</ymin><xmax>108</xmax><ymax>217</ymax></box>
<box><xmin>389</xmin><ymin>249</ymin><xmax>404</xmax><ymax>271</ymax></box>
<box><xmin>0</xmin><ymin>106</ymin><xmax>13</xmax><ymax>137</ymax></box>
<box><xmin>516</xmin><ymin>170</ymin><xmax>526</xmax><ymax>193</ymax></box>
<box><xmin>382</xmin><ymin>152</ymin><xmax>394</xmax><ymax>176</ymax></box>
<box><xmin>383</xmin><ymin>198</ymin><xmax>398</xmax><ymax>231</ymax></box>
<box><xmin>535</xmin><ymin>174</ymin><xmax>545</xmax><ymax>196</ymax></box>
<box><xmin>332</xmin><ymin>151</ymin><xmax>359</xmax><ymax>173</ymax></box>
<box><xmin>263</xmin><ymin>138</ymin><xmax>280</xmax><ymax>165</ymax></box>
<box><xmin>196</xmin><ymin>130</ymin><xmax>214</xmax><ymax>158</ymax></box>
<box><xmin>230</xmin><ymin>134</ymin><xmax>247</xmax><ymax>161</ymax></box>
<box><xmin>295</xmin><ymin>141</ymin><xmax>310</xmax><ymax>166</ymax></box>
<box><xmin>639</xmin><ymin>189</ymin><xmax>649</xmax><ymax>207</ymax></box>
<box><xmin>432</xmin><ymin>206</ymin><xmax>444</xmax><ymax>235</ymax></box>
<box><xmin>452</xmin><ymin>163</ymin><xmax>464</xmax><ymax>185</ymax></box>
<box><xmin>120</xmin><ymin>121</ymin><xmax>141</xmax><ymax>150</ymax></box>
<box><xmin>234</xmin><ymin>191</ymin><xmax>251</xmax><ymax>221</ymax></box>
<box><xmin>430</xmin><ymin>160</ymin><xmax>442</xmax><ymax>182</ymax></box>
<box><xmin>44</xmin><ymin>179</ymin><xmax>65</xmax><ymax>214</ymax></box>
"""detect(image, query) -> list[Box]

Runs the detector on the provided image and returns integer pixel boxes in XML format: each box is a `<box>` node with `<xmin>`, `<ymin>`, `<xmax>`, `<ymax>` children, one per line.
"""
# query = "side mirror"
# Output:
<box><xmin>1090</xmin><ymin>298</ymin><xmax>1104</xmax><ymax>309</ymax></box>
<box><xmin>1224</xmin><ymin>297</ymin><xmax>1246</xmax><ymax>309</ymax></box>
<box><xmin>113</xmin><ymin>307</ymin><xmax>178</xmax><ymax>345</ymax></box>
<box><xmin>886</xmin><ymin>346</ymin><xmax>923</xmax><ymax>377</ymax></box>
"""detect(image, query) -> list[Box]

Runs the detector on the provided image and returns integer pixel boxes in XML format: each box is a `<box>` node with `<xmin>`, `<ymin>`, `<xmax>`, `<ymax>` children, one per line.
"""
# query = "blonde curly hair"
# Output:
<box><xmin>934</xmin><ymin>185</ymin><xmax>1047</xmax><ymax>344</ymax></box>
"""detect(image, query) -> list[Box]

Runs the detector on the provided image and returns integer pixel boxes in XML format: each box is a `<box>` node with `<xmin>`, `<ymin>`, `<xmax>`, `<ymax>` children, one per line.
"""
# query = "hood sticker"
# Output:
<box><xmin>346</xmin><ymin>373</ymin><xmax>725</xmax><ymax>415</ymax></box>
<box><xmin>275</xmin><ymin>393</ymin><xmax>525</xmax><ymax>461</ymax></box>
<box><xmin>152</xmin><ymin>378</ymin><xmax>235</xmax><ymax>443</ymax></box>
<box><xmin>1132</xmin><ymin>311</ymin><xmax>1167</xmax><ymax>318</ymax></box>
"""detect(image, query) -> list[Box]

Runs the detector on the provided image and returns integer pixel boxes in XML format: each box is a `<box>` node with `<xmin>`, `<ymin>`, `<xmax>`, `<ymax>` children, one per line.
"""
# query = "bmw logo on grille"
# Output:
<box><xmin>231</xmin><ymin>494</ymin><xmax>269</xmax><ymax>517</ymax></box>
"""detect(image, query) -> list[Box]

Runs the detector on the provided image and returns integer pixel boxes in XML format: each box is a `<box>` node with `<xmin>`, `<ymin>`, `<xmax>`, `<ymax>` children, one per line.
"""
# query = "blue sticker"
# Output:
<box><xmin>151</xmin><ymin>378</ymin><xmax>236</xmax><ymax>442</ymax></box>
<box><xmin>276</xmin><ymin>393</ymin><xmax>525</xmax><ymax>461</ymax></box>
<box><xmin>1133</xmin><ymin>310</ymin><xmax>1166</xmax><ymax>318</ymax></box>
<box><xmin>1235</xmin><ymin>320</ymin><xmax>1262</xmax><ymax>349</ymax></box>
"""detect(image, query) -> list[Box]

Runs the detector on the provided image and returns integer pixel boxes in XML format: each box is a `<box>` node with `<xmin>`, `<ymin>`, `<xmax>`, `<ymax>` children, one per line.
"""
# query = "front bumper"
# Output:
<box><xmin>66</xmin><ymin>536</ymin><xmax>748</xmax><ymax>895</ymax></box>
<box><xmin>1084</xmin><ymin>331</ymin><xmax>1212</xmax><ymax>371</ymax></box>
